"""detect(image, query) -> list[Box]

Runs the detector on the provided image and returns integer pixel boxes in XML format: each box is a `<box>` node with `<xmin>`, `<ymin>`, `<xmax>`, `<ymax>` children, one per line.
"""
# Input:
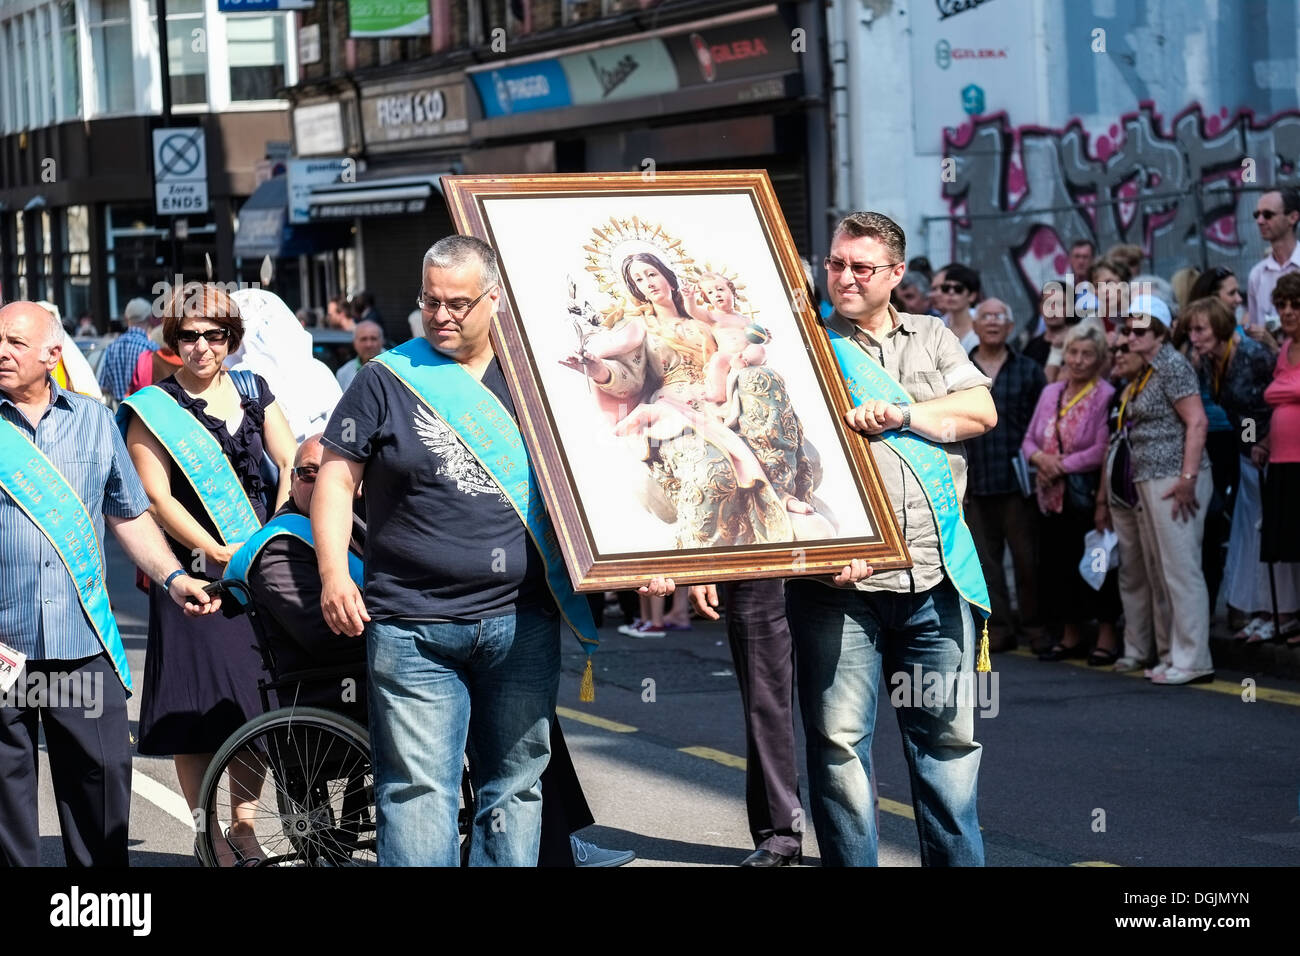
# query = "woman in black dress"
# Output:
<box><xmin>124</xmin><ymin>284</ymin><xmax>296</xmax><ymax>865</ymax></box>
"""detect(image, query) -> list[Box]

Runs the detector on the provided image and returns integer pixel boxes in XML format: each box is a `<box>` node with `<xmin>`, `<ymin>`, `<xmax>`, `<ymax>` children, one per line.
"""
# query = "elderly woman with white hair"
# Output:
<box><xmin>1022</xmin><ymin>323</ymin><xmax>1121</xmax><ymax>663</ymax></box>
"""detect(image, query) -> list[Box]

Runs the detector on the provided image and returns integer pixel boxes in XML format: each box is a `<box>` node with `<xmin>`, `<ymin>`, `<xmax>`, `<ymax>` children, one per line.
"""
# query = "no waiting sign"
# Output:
<box><xmin>153</xmin><ymin>128</ymin><xmax>210</xmax><ymax>215</ymax></box>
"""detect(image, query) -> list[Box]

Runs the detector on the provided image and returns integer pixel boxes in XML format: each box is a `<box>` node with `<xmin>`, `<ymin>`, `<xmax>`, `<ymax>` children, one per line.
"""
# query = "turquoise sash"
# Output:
<box><xmin>0</xmin><ymin>419</ymin><xmax>133</xmax><ymax>692</ymax></box>
<box><xmin>119</xmin><ymin>386</ymin><xmax>261</xmax><ymax>546</ymax></box>
<box><xmin>371</xmin><ymin>338</ymin><xmax>599</xmax><ymax>655</ymax></box>
<box><xmin>827</xmin><ymin>329</ymin><xmax>991</xmax><ymax>617</ymax></box>
<box><xmin>225</xmin><ymin>513</ymin><xmax>364</xmax><ymax>605</ymax></box>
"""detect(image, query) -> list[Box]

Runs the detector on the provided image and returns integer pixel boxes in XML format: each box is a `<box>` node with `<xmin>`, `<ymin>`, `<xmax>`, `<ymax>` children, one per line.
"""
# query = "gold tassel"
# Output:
<box><xmin>976</xmin><ymin>620</ymin><xmax>991</xmax><ymax>673</ymax></box>
<box><xmin>579</xmin><ymin>657</ymin><xmax>595</xmax><ymax>703</ymax></box>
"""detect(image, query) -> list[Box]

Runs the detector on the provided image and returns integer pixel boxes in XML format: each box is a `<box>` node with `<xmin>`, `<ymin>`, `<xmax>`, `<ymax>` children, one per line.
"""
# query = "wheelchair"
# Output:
<box><xmin>193</xmin><ymin>578</ymin><xmax>474</xmax><ymax>867</ymax></box>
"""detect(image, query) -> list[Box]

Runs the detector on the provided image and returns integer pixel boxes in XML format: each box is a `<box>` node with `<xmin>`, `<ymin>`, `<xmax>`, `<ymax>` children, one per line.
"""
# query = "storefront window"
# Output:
<box><xmin>14</xmin><ymin>215</ymin><xmax>28</xmax><ymax>302</ymax></box>
<box><xmin>62</xmin><ymin>206</ymin><xmax>92</xmax><ymax>322</ymax></box>
<box><xmin>151</xmin><ymin>0</ymin><xmax>208</xmax><ymax>107</ymax></box>
<box><xmin>89</xmin><ymin>0</ymin><xmax>135</xmax><ymax>115</ymax></box>
<box><xmin>105</xmin><ymin>204</ymin><xmax>216</xmax><ymax>319</ymax></box>
<box><xmin>59</xmin><ymin>1</ymin><xmax>82</xmax><ymax>120</ymax></box>
<box><xmin>228</xmin><ymin>14</ymin><xmax>287</xmax><ymax>102</ymax></box>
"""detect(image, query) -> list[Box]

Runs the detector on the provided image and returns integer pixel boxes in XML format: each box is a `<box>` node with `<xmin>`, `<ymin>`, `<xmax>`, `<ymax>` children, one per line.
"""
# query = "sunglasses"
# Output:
<box><xmin>1253</xmin><ymin>209</ymin><xmax>1280</xmax><ymax>220</ymax></box>
<box><xmin>1275</xmin><ymin>298</ymin><xmax>1300</xmax><ymax>310</ymax></box>
<box><xmin>177</xmin><ymin>328</ymin><xmax>230</xmax><ymax>345</ymax></box>
<box><xmin>1114</xmin><ymin>343</ymin><xmax>1131</xmax><ymax>354</ymax></box>
<box><xmin>1117</xmin><ymin>325</ymin><xmax>1154</xmax><ymax>337</ymax></box>
<box><xmin>939</xmin><ymin>283</ymin><xmax>969</xmax><ymax>295</ymax></box>
<box><xmin>293</xmin><ymin>466</ymin><xmax>318</xmax><ymax>483</ymax></box>
<box><xmin>823</xmin><ymin>258</ymin><xmax>900</xmax><ymax>280</ymax></box>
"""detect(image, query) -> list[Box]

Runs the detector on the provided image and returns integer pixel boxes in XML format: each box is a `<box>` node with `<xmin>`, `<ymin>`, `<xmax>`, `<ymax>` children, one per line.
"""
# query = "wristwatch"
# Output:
<box><xmin>895</xmin><ymin>402</ymin><xmax>912</xmax><ymax>433</ymax></box>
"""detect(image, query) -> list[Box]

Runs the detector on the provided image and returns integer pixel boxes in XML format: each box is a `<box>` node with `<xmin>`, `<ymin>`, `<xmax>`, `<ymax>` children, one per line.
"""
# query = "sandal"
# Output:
<box><xmin>1088</xmin><ymin>646</ymin><xmax>1120</xmax><ymax>667</ymax></box>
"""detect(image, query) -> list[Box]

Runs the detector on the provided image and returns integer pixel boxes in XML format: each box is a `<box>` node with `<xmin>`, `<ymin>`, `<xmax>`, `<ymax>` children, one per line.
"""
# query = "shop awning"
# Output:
<box><xmin>234</xmin><ymin>174</ymin><xmax>354</xmax><ymax>259</ymax></box>
<box><xmin>307</xmin><ymin>173</ymin><xmax>446</xmax><ymax>219</ymax></box>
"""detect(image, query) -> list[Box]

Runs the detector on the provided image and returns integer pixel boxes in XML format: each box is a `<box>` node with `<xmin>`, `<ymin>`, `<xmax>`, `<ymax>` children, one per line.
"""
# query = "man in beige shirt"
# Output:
<box><xmin>786</xmin><ymin>211</ymin><xmax>996</xmax><ymax>866</ymax></box>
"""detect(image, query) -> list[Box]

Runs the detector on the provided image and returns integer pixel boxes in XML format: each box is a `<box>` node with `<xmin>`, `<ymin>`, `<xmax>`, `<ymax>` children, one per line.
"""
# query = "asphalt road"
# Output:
<box><xmin>30</xmin><ymin>538</ymin><xmax>1300</xmax><ymax>867</ymax></box>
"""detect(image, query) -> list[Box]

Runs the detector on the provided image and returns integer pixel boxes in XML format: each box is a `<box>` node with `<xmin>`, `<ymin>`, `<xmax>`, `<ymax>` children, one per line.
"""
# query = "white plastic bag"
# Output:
<box><xmin>1078</xmin><ymin>528</ymin><xmax>1119</xmax><ymax>591</ymax></box>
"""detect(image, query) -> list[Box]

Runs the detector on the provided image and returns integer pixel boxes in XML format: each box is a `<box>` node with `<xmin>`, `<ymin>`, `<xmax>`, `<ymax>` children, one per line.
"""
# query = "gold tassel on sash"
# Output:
<box><xmin>579</xmin><ymin>657</ymin><xmax>595</xmax><ymax>702</ymax></box>
<box><xmin>976</xmin><ymin>620</ymin><xmax>991</xmax><ymax>673</ymax></box>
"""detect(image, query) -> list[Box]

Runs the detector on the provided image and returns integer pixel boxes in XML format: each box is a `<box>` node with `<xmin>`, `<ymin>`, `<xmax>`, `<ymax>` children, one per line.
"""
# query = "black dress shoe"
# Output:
<box><xmin>739</xmin><ymin>848</ymin><xmax>801</xmax><ymax>867</ymax></box>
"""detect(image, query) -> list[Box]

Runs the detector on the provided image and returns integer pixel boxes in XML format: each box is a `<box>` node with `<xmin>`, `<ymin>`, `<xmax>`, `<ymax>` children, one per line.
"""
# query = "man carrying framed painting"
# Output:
<box><xmin>786</xmin><ymin>211</ymin><xmax>997</xmax><ymax>867</ymax></box>
<box><xmin>312</xmin><ymin>235</ymin><xmax>673</xmax><ymax>866</ymax></box>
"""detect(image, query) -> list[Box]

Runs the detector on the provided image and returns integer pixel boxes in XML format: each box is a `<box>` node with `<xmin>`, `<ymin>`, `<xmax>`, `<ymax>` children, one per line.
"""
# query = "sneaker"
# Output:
<box><xmin>1150</xmin><ymin>666</ymin><xmax>1215</xmax><ymax>685</ymax></box>
<box><xmin>1143</xmin><ymin>662</ymin><xmax>1169</xmax><ymax>680</ymax></box>
<box><xmin>616</xmin><ymin>619</ymin><xmax>644</xmax><ymax>636</ymax></box>
<box><xmin>1112</xmin><ymin>656</ymin><xmax>1146</xmax><ymax>673</ymax></box>
<box><xmin>571</xmin><ymin>835</ymin><xmax>636</xmax><ymax>867</ymax></box>
<box><xmin>627</xmin><ymin>621</ymin><xmax>665</xmax><ymax>638</ymax></box>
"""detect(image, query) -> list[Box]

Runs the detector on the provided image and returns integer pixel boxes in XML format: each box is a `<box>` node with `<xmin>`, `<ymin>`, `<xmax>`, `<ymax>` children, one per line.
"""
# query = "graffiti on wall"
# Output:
<box><xmin>941</xmin><ymin>103</ymin><xmax>1300</xmax><ymax>325</ymax></box>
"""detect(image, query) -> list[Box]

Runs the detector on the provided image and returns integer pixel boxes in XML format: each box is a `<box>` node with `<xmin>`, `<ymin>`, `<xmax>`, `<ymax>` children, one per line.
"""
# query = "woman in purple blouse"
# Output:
<box><xmin>1022</xmin><ymin>324</ymin><xmax>1122</xmax><ymax>664</ymax></box>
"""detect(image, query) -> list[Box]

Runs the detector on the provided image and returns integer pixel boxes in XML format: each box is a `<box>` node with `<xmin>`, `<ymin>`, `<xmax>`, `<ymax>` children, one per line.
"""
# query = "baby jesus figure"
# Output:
<box><xmin>683</xmin><ymin>272</ymin><xmax>770</xmax><ymax>404</ymax></box>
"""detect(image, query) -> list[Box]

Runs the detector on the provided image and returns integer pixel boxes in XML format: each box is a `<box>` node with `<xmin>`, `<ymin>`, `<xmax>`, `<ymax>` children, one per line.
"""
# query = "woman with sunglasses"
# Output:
<box><xmin>122</xmin><ymin>284</ymin><xmax>297</xmax><ymax>865</ymax></box>
<box><xmin>1256</xmin><ymin>274</ymin><xmax>1300</xmax><ymax>646</ymax></box>
<box><xmin>1183</xmin><ymin>296</ymin><xmax>1283</xmax><ymax>642</ymax></box>
<box><xmin>1105</xmin><ymin>296</ymin><xmax>1215</xmax><ymax>684</ymax></box>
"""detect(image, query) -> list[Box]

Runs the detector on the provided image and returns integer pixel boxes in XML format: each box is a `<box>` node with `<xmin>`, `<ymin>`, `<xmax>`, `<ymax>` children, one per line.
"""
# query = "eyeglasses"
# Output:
<box><xmin>293</xmin><ymin>466</ymin><xmax>318</xmax><ymax>483</ymax></box>
<box><xmin>938</xmin><ymin>282</ymin><xmax>969</xmax><ymax>295</ymax></box>
<box><xmin>824</xmin><ymin>257</ymin><xmax>900</xmax><ymax>281</ymax></box>
<box><xmin>1117</xmin><ymin>325</ymin><xmax>1154</xmax><ymax>337</ymax></box>
<box><xmin>1114</xmin><ymin>343</ymin><xmax>1131</xmax><ymax>354</ymax></box>
<box><xmin>177</xmin><ymin>328</ymin><xmax>230</xmax><ymax>345</ymax></box>
<box><xmin>975</xmin><ymin>311</ymin><xmax>1009</xmax><ymax>322</ymax></box>
<box><xmin>1274</xmin><ymin>297</ymin><xmax>1300</xmax><ymax>310</ymax></box>
<box><xmin>1253</xmin><ymin>209</ymin><xmax>1279</xmax><ymax>220</ymax></box>
<box><xmin>416</xmin><ymin>285</ymin><xmax>496</xmax><ymax>320</ymax></box>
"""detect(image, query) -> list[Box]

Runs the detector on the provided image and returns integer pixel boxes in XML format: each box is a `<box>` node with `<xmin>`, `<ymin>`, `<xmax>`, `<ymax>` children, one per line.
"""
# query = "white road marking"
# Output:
<box><xmin>131</xmin><ymin>767</ymin><xmax>194</xmax><ymax>829</ymax></box>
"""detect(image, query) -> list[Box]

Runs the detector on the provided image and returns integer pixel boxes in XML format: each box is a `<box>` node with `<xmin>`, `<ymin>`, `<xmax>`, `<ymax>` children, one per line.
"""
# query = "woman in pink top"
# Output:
<box><xmin>1022</xmin><ymin>324</ymin><xmax>1120</xmax><ymax>663</ymax></box>
<box><xmin>1260</xmin><ymin>273</ymin><xmax>1300</xmax><ymax>645</ymax></box>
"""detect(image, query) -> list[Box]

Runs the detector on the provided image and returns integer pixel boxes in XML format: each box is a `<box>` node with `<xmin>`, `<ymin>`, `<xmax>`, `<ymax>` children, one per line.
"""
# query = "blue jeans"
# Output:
<box><xmin>786</xmin><ymin>578</ymin><xmax>984</xmax><ymax>866</ymax></box>
<box><xmin>366</xmin><ymin>606</ymin><xmax>561</xmax><ymax>866</ymax></box>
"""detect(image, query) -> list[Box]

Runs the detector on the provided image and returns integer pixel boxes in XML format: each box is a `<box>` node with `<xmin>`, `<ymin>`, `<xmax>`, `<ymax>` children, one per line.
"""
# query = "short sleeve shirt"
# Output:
<box><xmin>0</xmin><ymin>378</ymin><xmax>151</xmax><ymax>659</ymax></box>
<box><xmin>1125</xmin><ymin>342</ymin><xmax>1211</xmax><ymax>482</ymax></box>
<box><xmin>824</xmin><ymin>308</ymin><xmax>993</xmax><ymax>594</ymax></box>
<box><xmin>321</xmin><ymin>356</ymin><xmax>548</xmax><ymax>621</ymax></box>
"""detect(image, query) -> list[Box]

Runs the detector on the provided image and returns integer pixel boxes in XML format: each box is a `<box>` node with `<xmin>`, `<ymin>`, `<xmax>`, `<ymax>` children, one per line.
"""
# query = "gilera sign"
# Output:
<box><xmin>360</xmin><ymin>77</ymin><xmax>469</xmax><ymax>150</ymax></box>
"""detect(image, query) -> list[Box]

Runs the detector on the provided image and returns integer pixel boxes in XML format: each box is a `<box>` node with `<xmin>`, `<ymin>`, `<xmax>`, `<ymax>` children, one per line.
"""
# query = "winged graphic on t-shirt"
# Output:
<box><xmin>412</xmin><ymin>406</ymin><xmax>508</xmax><ymax>503</ymax></box>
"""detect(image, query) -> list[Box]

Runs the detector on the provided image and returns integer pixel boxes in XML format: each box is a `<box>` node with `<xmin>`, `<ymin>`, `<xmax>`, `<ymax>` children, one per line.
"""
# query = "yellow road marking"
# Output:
<box><xmin>879</xmin><ymin>797</ymin><xmax>915</xmax><ymax>820</ymax></box>
<box><xmin>556</xmin><ymin>705</ymin><xmax>637</xmax><ymax>733</ymax></box>
<box><xmin>1008</xmin><ymin>649</ymin><xmax>1300</xmax><ymax>706</ymax></box>
<box><xmin>1072</xmin><ymin>861</ymin><xmax>1120</xmax><ymax>867</ymax></box>
<box><xmin>678</xmin><ymin>746</ymin><xmax>747</xmax><ymax>770</ymax></box>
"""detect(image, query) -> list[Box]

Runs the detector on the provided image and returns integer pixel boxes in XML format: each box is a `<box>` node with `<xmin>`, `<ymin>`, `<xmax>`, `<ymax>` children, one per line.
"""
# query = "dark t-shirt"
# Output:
<box><xmin>321</xmin><ymin>356</ymin><xmax>548</xmax><ymax>621</ymax></box>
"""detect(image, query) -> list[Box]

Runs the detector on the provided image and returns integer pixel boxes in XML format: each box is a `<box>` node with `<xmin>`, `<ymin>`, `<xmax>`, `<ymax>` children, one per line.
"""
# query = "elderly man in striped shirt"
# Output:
<box><xmin>0</xmin><ymin>300</ymin><xmax>217</xmax><ymax>867</ymax></box>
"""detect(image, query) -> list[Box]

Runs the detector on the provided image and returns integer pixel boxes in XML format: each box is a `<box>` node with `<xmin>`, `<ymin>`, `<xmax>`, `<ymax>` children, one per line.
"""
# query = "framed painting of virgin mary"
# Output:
<box><xmin>441</xmin><ymin>170</ymin><xmax>910</xmax><ymax>590</ymax></box>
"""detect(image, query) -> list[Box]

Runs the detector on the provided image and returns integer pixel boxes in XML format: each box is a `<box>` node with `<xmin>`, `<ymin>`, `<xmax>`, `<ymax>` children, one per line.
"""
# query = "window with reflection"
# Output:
<box><xmin>228</xmin><ymin>14</ymin><xmax>287</xmax><ymax>102</ymax></box>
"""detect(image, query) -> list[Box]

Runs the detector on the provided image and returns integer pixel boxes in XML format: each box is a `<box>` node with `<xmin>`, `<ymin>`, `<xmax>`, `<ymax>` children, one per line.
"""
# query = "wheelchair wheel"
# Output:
<box><xmin>196</xmin><ymin>707</ymin><xmax>375</xmax><ymax>867</ymax></box>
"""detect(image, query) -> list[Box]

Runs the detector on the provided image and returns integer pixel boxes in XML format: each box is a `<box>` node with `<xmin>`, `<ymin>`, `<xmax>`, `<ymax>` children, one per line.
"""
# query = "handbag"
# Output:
<box><xmin>1054</xmin><ymin>388</ymin><xmax>1101</xmax><ymax>512</ymax></box>
<box><xmin>229</xmin><ymin>368</ymin><xmax>280</xmax><ymax>511</ymax></box>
